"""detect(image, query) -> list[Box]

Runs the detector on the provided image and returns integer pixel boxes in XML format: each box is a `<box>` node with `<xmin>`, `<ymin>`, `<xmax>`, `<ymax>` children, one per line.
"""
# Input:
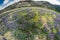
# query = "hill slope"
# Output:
<box><xmin>0</xmin><ymin>7</ymin><xmax>60</xmax><ymax>40</ymax></box>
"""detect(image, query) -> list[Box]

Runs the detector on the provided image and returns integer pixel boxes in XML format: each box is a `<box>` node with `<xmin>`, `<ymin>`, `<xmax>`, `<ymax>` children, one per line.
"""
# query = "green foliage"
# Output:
<box><xmin>35</xmin><ymin>22</ymin><xmax>42</xmax><ymax>29</ymax></box>
<box><xmin>17</xmin><ymin>11</ymin><xmax>27</xmax><ymax>18</ymax></box>
<box><xmin>38</xmin><ymin>33</ymin><xmax>45</xmax><ymax>39</ymax></box>
<box><xmin>30</xmin><ymin>8</ymin><xmax>40</xmax><ymax>22</ymax></box>
<box><xmin>54</xmin><ymin>33</ymin><xmax>60</xmax><ymax>40</ymax></box>
<box><xmin>52</xmin><ymin>28</ymin><xmax>57</xmax><ymax>33</ymax></box>
<box><xmin>14</xmin><ymin>28</ymin><xmax>27</xmax><ymax>40</ymax></box>
<box><xmin>14</xmin><ymin>27</ymin><xmax>35</xmax><ymax>40</ymax></box>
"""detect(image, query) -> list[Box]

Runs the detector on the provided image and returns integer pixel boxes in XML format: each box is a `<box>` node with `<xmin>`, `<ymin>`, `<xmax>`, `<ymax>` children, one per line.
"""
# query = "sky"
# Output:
<box><xmin>0</xmin><ymin>0</ymin><xmax>60</xmax><ymax>10</ymax></box>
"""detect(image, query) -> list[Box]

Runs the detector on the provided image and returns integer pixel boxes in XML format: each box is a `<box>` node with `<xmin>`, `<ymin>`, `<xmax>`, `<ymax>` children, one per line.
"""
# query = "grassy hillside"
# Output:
<box><xmin>0</xmin><ymin>7</ymin><xmax>60</xmax><ymax>40</ymax></box>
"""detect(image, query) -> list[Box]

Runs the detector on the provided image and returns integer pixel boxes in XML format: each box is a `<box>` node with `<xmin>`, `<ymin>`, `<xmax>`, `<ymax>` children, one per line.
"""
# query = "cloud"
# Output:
<box><xmin>46</xmin><ymin>0</ymin><xmax>60</xmax><ymax>5</ymax></box>
<box><xmin>3</xmin><ymin>0</ymin><xmax>9</xmax><ymax>5</ymax></box>
<box><xmin>32</xmin><ymin>0</ymin><xmax>60</xmax><ymax>5</ymax></box>
<box><xmin>0</xmin><ymin>0</ymin><xmax>20</xmax><ymax>10</ymax></box>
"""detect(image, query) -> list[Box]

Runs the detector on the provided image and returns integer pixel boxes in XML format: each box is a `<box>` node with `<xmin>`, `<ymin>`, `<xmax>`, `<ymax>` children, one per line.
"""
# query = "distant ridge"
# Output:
<box><xmin>0</xmin><ymin>1</ymin><xmax>60</xmax><ymax>14</ymax></box>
